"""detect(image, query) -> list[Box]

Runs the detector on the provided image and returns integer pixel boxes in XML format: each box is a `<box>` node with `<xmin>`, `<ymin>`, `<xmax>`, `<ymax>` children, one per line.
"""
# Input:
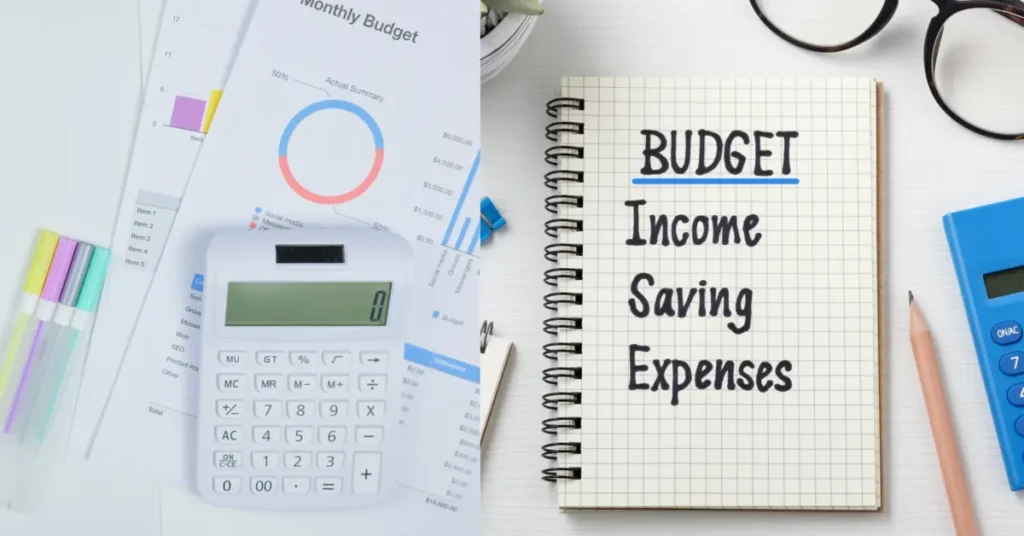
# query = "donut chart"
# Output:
<box><xmin>278</xmin><ymin>99</ymin><xmax>384</xmax><ymax>205</ymax></box>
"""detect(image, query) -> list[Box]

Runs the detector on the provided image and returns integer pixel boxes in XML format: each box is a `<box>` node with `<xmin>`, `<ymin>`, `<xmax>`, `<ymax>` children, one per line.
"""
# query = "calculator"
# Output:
<box><xmin>945</xmin><ymin>196</ymin><xmax>1024</xmax><ymax>491</ymax></box>
<box><xmin>196</xmin><ymin>229</ymin><xmax>412</xmax><ymax>510</ymax></box>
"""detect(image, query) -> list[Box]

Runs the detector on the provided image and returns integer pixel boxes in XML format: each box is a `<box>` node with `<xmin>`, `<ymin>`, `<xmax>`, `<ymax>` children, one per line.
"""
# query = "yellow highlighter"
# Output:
<box><xmin>0</xmin><ymin>231</ymin><xmax>59</xmax><ymax>402</ymax></box>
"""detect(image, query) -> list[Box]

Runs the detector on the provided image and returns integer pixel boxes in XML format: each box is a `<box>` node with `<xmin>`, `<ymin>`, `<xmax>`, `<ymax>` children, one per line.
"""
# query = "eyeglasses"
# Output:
<box><xmin>750</xmin><ymin>0</ymin><xmax>1024</xmax><ymax>140</ymax></box>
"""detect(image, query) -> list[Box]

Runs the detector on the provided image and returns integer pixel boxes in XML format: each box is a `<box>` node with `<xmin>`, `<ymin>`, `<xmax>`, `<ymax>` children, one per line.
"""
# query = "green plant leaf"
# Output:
<box><xmin>482</xmin><ymin>0</ymin><xmax>543</xmax><ymax>15</ymax></box>
<box><xmin>481</xmin><ymin>1</ymin><xmax>488</xmax><ymax>14</ymax></box>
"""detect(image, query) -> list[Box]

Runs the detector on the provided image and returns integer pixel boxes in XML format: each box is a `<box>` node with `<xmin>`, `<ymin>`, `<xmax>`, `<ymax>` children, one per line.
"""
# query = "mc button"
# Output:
<box><xmin>992</xmin><ymin>321</ymin><xmax>1023</xmax><ymax>346</ymax></box>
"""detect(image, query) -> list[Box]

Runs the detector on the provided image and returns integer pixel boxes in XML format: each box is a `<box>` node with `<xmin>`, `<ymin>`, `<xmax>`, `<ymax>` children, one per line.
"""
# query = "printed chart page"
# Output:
<box><xmin>88</xmin><ymin>0</ymin><xmax>481</xmax><ymax>525</ymax></box>
<box><xmin>69</xmin><ymin>0</ymin><xmax>253</xmax><ymax>455</ymax></box>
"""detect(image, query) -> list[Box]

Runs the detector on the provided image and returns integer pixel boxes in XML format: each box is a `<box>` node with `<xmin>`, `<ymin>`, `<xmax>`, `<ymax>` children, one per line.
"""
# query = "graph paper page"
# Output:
<box><xmin>551</xmin><ymin>77</ymin><xmax>881</xmax><ymax>510</ymax></box>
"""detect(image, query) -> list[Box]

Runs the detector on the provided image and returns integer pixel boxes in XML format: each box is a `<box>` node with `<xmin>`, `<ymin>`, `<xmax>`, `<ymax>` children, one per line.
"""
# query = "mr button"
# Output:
<box><xmin>992</xmin><ymin>321</ymin><xmax>1023</xmax><ymax>346</ymax></box>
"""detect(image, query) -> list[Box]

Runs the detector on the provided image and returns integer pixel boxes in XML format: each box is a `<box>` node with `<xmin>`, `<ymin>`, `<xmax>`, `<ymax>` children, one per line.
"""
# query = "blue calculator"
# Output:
<box><xmin>944</xmin><ymin>196</ymin><xmax>1024</xmax><ymax>491</ymax></box>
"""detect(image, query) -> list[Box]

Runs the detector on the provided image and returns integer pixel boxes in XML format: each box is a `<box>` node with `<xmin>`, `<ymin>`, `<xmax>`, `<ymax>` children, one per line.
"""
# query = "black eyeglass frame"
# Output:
<box><xmin>750</xmin><ymin>0</ymin><xmax>1024</xmax><ymax>141</ymax></box>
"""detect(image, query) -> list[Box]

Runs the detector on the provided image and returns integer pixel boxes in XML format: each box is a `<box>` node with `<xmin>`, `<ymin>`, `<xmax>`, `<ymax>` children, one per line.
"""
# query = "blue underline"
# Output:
<box><xmin>632</xmin><ymin>177</ymin><xmax>800</xmax><ymax>185</ymax></box>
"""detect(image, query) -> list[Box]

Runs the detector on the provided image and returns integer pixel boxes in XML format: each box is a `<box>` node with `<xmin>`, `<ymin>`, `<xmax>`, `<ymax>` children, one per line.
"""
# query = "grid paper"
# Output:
<box><xmin>551</xmin><ymin>77</ymin><xmax>880</xmax><ymax>511</ymax></box>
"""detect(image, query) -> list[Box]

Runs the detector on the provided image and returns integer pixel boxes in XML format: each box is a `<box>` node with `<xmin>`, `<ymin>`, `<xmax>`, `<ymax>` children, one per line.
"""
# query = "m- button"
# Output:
<box><xmin>992</xmin><ymin>321</ymin><xmax>1023</xmax><ymax>346</ymax></box>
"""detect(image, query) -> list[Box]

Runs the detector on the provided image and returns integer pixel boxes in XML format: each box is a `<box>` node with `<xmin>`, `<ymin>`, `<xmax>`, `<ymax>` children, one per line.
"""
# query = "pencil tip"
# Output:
<box><xmin>908</xmin><ymin>290</ymin><xmax>914</xmax><ymax>304</ymax></box>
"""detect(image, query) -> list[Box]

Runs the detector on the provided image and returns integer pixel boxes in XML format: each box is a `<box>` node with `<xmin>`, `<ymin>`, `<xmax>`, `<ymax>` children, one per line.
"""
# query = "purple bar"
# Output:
<box><xmin>4</xmin><ymin>322</ymin><xmax>44</xmax><ymax>433</ymax></box>
<box><xmin>169</xmin><ymin>96</ymin><xmax>207</xmax><ymax>132</ymax></box>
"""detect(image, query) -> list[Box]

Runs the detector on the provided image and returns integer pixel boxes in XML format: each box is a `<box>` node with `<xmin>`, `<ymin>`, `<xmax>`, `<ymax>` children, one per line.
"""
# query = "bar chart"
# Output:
<box><xmin>440</xmin><ymin>150</ymin><xmax>481</xmax><ymax>256</ymax></box>
<box><xmin>166</xmin><ymin>89</ymin><xmax>224</xmax><ymax>134</ymax></box>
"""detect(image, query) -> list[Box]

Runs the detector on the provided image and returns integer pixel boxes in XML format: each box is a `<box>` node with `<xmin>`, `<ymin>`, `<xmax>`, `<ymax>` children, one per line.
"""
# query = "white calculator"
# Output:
<box><xmin>197</xmin><ymin>229</ymin><xmax>412</xmax><ymax>510</ymax></box>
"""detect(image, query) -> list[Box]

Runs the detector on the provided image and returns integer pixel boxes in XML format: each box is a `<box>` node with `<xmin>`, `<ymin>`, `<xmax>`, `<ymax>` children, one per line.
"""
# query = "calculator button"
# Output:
<box><xmin>360</xmin><ymin>351</ymin><xmax>388</xmax><ymax>367</ymax></box>
<box><xmin>356</xmin><ymin>426</ymin><xmax>384</xmax><ymax>445</ymax></box>
<box><xmin>218</xmin><ymin>351</ymin><xmax>247</xmax><ymax>367</ymax></box>
<box><xmin>1009</xmin><ymin>383</ymin><xmax>1024</xmax><ymax>407</ymax></box>
<box><xmin>290</xmin><ymin>351</ymin><xmax>319</xmax><ymax>366</ymax></box>
<box><xmin>256</xmin><ymin>351</ymin><xmax>285</xmax><ymax>366</ymax></box>
<box><xmin>359</xmin><ymin>375</ymin><xmax>387</xmax><ymax>393</ymax></box>
<box><xmin>1001</xmin><ymin>352</ymin><xmax>1024</xmax><ymax>376</ymax></box>
<box><xmin>316</xmin><ymin>477</ymin><xmax>342</xmax><ymax>494</ymax></box>
<box><xmin>1015</xmin><ymin>416</ymin><xmax>1024</xmax><ymax>437</ymax></box>
<box><xmin>214</xmin><ymin>451</ymin><xmax>241</xmax><ymax>470</ymax></box>
<box><xmin>287</xmin><ymin>401</ymin><xmax>314</xmax><ymax>419</ymax></box>
<box><xmin>993</xmin><ymin>321</ymin><xmax>1023</xmax><ymax>346</ymax></box>
<box><xmin>216</xmin><ymin>400</ymin><xmax>243</xmax><ymax>418</ymax></box>
<box><xmin>254</xmin><ymin>400</ymin><xmax>282</xmax><ymax>419</ymax></box>
<box><xmin>318</xmin><ymin>452</ymin><xmax>344</xmax><ymax>470</ymax></box>
<box><xmin>253</xmin><ymin>426</ymin><xmax>281</xmax><ymax>445</ymax></box>
<box><xmin>217</xmin><ymin>374</ymin><xmax>244</xmax><ymax>393</ymax></box>
<box><xmin>255</xmin><ymin>374</ymin><xmax>283</xmax><ymax>393</ymax></box>
<box><xmin>318</xmin><ymin>426</ymin><xmax>346</xmax><ymax>445</ymax></box>
<box><xmin>320</xmin><ymin>400</ymin><xmax>348</xmax><ymax>420</ymax></box>
<box><xmin>352</xmin><ymin>452</ymin><xmax>382</xmax><ymax>494</ymax></box>
<box><xmin>250</xmin><ymin>477</ymin><xmax>277</xmax><ymax>495</ymax></box>
<box><xmin>288</xmin><ymin>375</ymin><xmax>316</xmax><ymax>393</ymax></box>
<box><xmin>286</xmin><ymin>426</ymin><xmax>313</xmax><ymax>445</ymax></box>
<box><xmin>285</xmin><ymin>452</ymin><xmax>311</xmax><ymax>470</ymax></box>
<box><xmin>214</xmin><ymin>476</ymin><xmax>240</xmax><ymax>494</ymax></box>
<box><xmin>357</xmin><ymin>401</ymin><xmax>384</xmax><ymax>420</ymax></box>
<box><xmin>252</xmin><ymin>451</ymin><xmax>280</xmax><ymax>469</ymax></box>
<box><xmin>283</xmin><ymin>477</ymin><xmax>310</xmax><ymax>495</ymax></box>
<box><xmin>321</xmin><ymin>375</ymin><xmax>349</xmax><ymax>393</ymax></box>
<box><xmin>216</xmin><ymin>425</ymin><xmax>241</xmax><ymax>444</ymax></box>
<box><xmin>323</xmin><ymin>351</ymin><xmax>351</xmax><ymax>367</ymax></box>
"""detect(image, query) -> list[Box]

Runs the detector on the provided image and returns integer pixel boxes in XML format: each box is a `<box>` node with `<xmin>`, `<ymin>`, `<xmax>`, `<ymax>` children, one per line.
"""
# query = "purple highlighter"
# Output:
<box><xmin>2</xmin><ymin>238</ymin><xmax>77</xmax><ymax>433</ymax></box>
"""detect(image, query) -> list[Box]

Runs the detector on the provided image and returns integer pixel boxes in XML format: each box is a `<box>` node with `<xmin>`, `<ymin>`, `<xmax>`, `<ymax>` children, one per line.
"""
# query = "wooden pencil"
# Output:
<box><xmin>908</xmin><ymin>291</ymin><xmax>979</xmax><ymax>536</ymax></box>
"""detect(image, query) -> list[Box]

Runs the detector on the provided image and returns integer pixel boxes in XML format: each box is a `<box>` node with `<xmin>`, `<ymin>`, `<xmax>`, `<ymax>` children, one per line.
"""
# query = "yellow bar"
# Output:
<box><xmin>201</xmin><ymin>89</ymin><xmax>224</xmax><ymax>134</ymax></box>
<box><xmin>0</xmin><ymin>315</ymin><xmax>29</xmax><ymax>402</ymax></box>
<box><xmin>24</xmin><ymin>230</ymin><xmax>59</xmax><ymax>296</ymax></box>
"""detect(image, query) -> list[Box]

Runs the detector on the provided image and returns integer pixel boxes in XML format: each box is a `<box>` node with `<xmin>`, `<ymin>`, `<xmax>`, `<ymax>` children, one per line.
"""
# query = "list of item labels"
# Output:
<box><xmin>125</xmin><ymin>190</ymin><xmax>179</xmax><ymax>272</ymax></box>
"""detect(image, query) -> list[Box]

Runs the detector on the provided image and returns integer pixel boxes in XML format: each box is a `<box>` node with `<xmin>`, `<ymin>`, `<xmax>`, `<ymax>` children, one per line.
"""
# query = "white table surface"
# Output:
<box><xmin>3</xmin><ymin>0</ymin><xmax>1024</xmax><ymax>534</ymax></box>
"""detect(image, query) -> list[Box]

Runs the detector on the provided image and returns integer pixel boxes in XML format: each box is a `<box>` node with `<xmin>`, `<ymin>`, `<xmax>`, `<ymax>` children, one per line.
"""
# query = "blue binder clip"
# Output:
<box><xmin>480</xmin><ymin>197</ymin><xmax>506</xmax><ymax>243</ymax></box>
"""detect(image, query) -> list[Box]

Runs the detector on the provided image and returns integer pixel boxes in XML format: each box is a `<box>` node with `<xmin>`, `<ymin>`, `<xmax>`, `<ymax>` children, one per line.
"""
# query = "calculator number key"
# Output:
<box><xmin>257</xmin><ymin>351</ymin><xmax>284</xmax><ymax>366</ymax></box>
<box><xmin>286</xmin><ymin>426</ymin><xmax>313</xmax><ymax>445</ymax></box>
<box><xmin>253</xmin><ymin>426</ymin><xmax>281</xmax><ymax>445</ymax></box>
<box><xmin>318</xmin><ymin>452</ymin><xmax>344</xmax><ymax>470</ymax></box>
<box><xmin>285</xmin><ymin>452</ymin><xmax>311</xmax><ymax>470</ymax></box>
<box><xmin>214</xmin><ymin>476</ymin><xmax>240</xmax><ymax>494</ymax></box>
<box><xmin>1000</xmin><ymin>352</ymin><xmax>1024</xmax><ymax>376</ymax></box>
<box><xmin>319</xmin><ymin>426</ymin><xmax>346</xmax><ymax>445</ymax></box>
<box><xmin>357</xmin><ymin>401</ymin><xmax>384</xmax><ymax>420</ymax></box>
<box><xmin>290</xmin><ymin>351</ymin><xmax>319</xmax><ymax>366</ymax></box>
<box><xmin>252</xmin><ymin>452</ymin><xmax>280</xmax><ymax>469</ymax></box>
<box><xmin>254</xmin><ymin>400</ymin><xmax>282</xmax><ymax>419</ymax></box>
<box><xmin>216</xmin><ymin>400</ymin><xmax>242</xmax><ymax>418</ymax></box>
<box><xmin>1009</xmin><ymin>383</ymin><xmax>1024</xmax><ymax>407</ymax></box>
<box><xmin>359</xmin><ymin>375</ymin><xmax>387</xmax><ymax>393</ymax></box>
<box><xmin>251</xmin><ymin>477</ymin><xmax>277</xmax><ymax>495</ymax></box>
<box><xmin>287</xmin><ymin>401</ymin><xmax>314</xmax><ymax>419</ymax></box>
<box><xmin>321</xmin><ymin>400</ymin><xmax>348</xmax><ymax>420</ymax></box>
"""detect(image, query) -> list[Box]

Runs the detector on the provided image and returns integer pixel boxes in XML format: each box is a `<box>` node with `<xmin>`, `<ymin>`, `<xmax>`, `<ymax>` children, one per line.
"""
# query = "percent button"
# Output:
<box><xmin>290</xmin><ymin>351</ymin><xmax>319</xmax><ymax>366</ymax></box>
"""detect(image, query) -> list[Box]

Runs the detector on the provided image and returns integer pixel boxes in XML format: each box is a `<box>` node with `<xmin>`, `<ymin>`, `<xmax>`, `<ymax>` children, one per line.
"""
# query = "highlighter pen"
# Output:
<box><xmin>27</xmin><ymin>246</ymin><xmax>109</xmax><ymax>443</ymax></box>
<box><xmin>4</xmin><ymin>243</ymin><xmax>93</xmax><ymax>440</ymax></box>
<box><xmin>0</xmin><ymin>231</ymin><xmax>59</xmax><ymax>405</ymax></box>
<box><xmin>5</xmin><ymin>248</ymin><xmax>110</xmax><ymax>514</ymax></box>
<box><xmin>0</xmin><ymin>238</ymin><xmax>77</xmax><ymax>433</ymax></box>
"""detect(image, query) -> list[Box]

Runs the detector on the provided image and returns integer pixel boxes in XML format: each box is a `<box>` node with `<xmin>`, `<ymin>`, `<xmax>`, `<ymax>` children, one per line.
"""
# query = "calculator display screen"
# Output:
<box><xmin>984</xmin><ymin>266</ymin><xmax>1024</xmax><ymax>299</ymax></box>
<box><xmin>224</xmin><ymin>282</ymin><xmax>392</xmax><ymax>326</ymax></box>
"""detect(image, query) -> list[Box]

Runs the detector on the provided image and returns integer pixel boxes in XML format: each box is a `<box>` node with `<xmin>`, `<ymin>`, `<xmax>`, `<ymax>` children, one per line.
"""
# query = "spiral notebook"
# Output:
<box><xmin>542</xmin><ymin>77</ymin><xmax>884</xmax><ymax>511</ymax></box>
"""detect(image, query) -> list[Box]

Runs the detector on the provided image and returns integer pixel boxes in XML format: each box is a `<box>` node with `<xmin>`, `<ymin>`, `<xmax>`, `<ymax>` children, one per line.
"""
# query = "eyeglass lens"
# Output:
<box><xmin>932</xmin><ymin>8</ymin><xmax>1024</xmax><ymax>136</ymax></box>
<box><xmin>754</xmin><ymin>0</ymin><xmax>886</xmax><ymax>48</ymax></box>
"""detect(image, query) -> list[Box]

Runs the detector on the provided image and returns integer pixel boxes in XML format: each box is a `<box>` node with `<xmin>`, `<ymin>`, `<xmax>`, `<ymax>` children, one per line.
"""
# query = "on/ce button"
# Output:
<box><xmin>992</xmin><ymin>321</ymin><xmax>1022</xmax><ymax>346</ymax></box>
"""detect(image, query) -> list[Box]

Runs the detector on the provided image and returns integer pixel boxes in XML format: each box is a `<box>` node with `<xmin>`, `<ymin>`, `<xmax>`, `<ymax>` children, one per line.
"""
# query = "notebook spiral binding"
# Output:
<box><xmin>541</xmin><ymin>96</ymin><xmax>585</xmax><ymax>483</ymax></box>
